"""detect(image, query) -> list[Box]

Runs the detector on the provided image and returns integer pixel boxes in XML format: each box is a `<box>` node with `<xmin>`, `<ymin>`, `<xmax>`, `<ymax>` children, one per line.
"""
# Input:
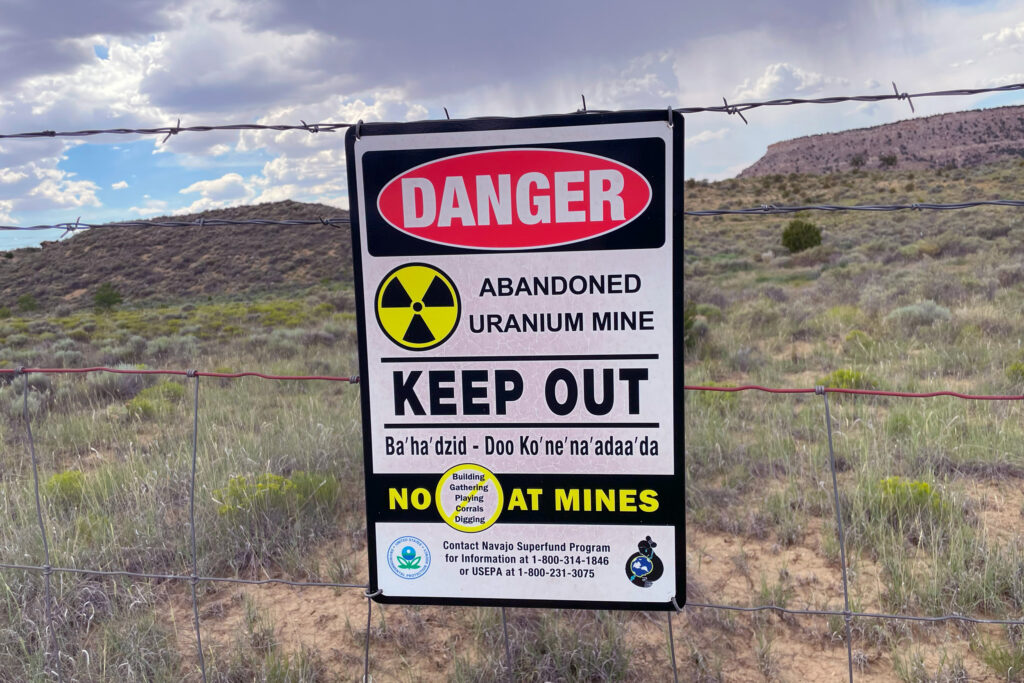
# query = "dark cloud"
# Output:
<box><xmin>237</xmin><ymin>0</ymin><xmax>856</xmax><ymax>98</ymax></box>
<box><xmin>0</xmin><ymin>0</ymin><xmax>174</xmax><ymax>88</ymax></box>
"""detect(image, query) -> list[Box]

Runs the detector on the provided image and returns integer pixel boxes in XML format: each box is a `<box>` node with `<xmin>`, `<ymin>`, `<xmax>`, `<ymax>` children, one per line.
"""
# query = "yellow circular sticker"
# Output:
<box><xmin>435</xmin><ymin>463</ymin><xmax>504</xmax><ymax>533</ymax></box>
<box><xmin>375</xmin><ymin>263</ymin><xmax>461</xmax><ymax>350</ymax></box>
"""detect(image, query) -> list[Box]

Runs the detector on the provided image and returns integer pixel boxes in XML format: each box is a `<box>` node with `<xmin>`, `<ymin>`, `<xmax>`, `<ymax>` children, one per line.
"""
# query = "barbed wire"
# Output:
<box><xmin>5</xmin><ymin>198</ymin><xmax>1024</xmax><ymax>234</ymax></box>
<box><xmin>1</xmin><ymin>81</ymin><xmax>1021</xmax><ymax>141</ymax></box>
<box><xmin>685</xmin><ymin>199</ymin><xmax>1024</xmax><ymax>217</ymax></box>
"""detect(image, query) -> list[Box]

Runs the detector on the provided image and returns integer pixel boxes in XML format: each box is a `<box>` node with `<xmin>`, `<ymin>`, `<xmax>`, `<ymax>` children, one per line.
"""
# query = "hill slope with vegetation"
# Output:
<box><xmin>0</xmin><ymin>200</ymin><xmax>352</xmax><ymax>312</ymax></box>
<box><xmin>739</xmin><ymin>104</ymin><xmax>1024</xmax><ymax>176</ymax></box>
<box><xmin>684</xmin><ymin>159</ymin><xmax>1024</xmax><ymax>680</ymax></box>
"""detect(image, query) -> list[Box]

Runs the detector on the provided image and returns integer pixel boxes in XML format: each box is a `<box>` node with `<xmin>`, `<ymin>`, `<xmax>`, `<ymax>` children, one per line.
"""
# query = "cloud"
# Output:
<box><xmin>983</xmin><ymin>22</ymin><xmax>1024</xmax><ymax>45</ymax></box>
<box><xmin>685</xmin><ymin>128</ymin><xmax>729</xmax><ymax>148</ymax></box>
<box><xmin>733</xmin><ymin>63</ymin><xmax>849</xmax><ymax>101</ymax></box>
<box><xmin>111</xmin><ymin>180</ymin><xmax>129</xmax><ymax>189</ymax></box>
<box><xmin>128</xmin><ymin>198</ymin><xmax>168</xmax><ymax>216</ymax></box>
<box><xmin>27</xmin><ymin>175</ymin><xmax>101</xmax><ymax>209</ymax></box>
<box><xmin>180</xmin><ymin>172</ymin><xmax>250</xmax><ymax>201</ymax></box>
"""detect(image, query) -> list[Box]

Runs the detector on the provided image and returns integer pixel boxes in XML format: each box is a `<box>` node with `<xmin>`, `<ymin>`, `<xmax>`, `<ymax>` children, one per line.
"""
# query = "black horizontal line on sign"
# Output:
<box><xmin>380</xmin><ymin>354</ymin><xmax>659</xmax><ymax>363</ymax></box>
<box><xmin>383</xmin><ymin>422</ymin><xmax>660</xmax><ymax>429</ymax></box>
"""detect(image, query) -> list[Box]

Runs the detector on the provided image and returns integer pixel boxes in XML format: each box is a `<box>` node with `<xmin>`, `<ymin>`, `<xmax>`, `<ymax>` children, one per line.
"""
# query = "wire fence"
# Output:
<box><xmin>1</xmin><ymin>365</ymin><xmax>682</xmax><ymax>682</ymax></box>
<box><xmin>1</xmin><ymin>80</ymin><xmax>1022</xmax><ymax>141</ymax></box>
<box><xmin>8</xmin><ymin>368</ymin><xmax>1024</xmax><ymax>679</ymax></box>
<box><xmin>684</xmin><ymin>383</ymin><xmax>1024</xmax><ymax>682</ymax></box>
<box><xmin>7</xmin><ymin>198</ymin><xmax>1024</xmax><ymax>233</ymax></box>
<box><xmin>3</xmin><ymin>78</ymin><xmax>1024</xmax><ymax>679</ymax></box>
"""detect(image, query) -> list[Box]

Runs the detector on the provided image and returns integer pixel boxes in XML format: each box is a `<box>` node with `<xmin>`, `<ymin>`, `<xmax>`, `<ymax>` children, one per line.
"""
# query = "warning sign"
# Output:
<box><xmin>347</xmin><ymin>110</ymin><xmax>683</xmax><ymax>610</ymax></box>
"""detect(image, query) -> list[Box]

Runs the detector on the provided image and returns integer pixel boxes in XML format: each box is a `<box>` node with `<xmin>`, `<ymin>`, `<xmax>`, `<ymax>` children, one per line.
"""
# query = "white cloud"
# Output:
<box><xmin>27</xmin><ymin>175</ymin><xmax>101</xmax><ymax>209</ymax></box>
<box><xmin>0</xmin><ymin>200</ymin><xmax>13</xmax><ymax>223</ymax></box>
<box><xmin>177</xmin><ymin>172</ymin><xmax>256</xmax><ymax>213</ymax></box>
<box><xmin>983</xmin><ymin>22</ymin><xmax>1024</xmax><ymax>45</ymax></box>
<box><xmin>733</xmin><ymin>63</ymin><xmax>849</xmax><ymax>101</ymax></box>
<box><xmin>111</xmin><ymin>180</ymin><xmax>129</xmax><ymax>189</ymax></box>
<box><xmin>0</xmin><ymin>168</ymin><xmax>28</xmax><ymax>184</ymax></box>
<box><xmin>685</xmin><ymin>128</ymin><xmax>729</xmax><ymax>148</ymax></box>
<box><xmin>128</xmin><ymin>198</ymin><xmax>168</xmax><ymax>216</ymax></box>
<box><xmin>987</xmin><ymin>73</ymin><xmax>1024</xmax><ymax>87</ymax></box>
<box><xmin>180</xmin><ymin>172</ymin><xmax>251</xmax><ymax>201</ymax></box>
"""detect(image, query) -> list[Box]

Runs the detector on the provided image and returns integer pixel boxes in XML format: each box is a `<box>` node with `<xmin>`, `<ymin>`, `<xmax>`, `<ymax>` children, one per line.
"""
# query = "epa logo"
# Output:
<box><xmin>624</xmin><ymin>536</ymin><xmax>664</xmax><ymax>588</ymax></box>
<box><xmin>387</xmin><ymin>536</ymin><xmax>431</xmax><ymax>579</ymax></box>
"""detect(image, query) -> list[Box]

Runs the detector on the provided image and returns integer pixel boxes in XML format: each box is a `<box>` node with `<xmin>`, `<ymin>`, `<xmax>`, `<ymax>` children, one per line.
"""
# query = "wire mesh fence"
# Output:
<box><xmin>684</xmin><ymin>383</ymin><xmax>1024</xmax><ymax>682</ymax></box>
<box><xmin>1</xmin><ymin>365</ymin><xmax>684</xmax><ymax>681</ymax></box>
<box><xmin>3</xmin><ymin>78</ymin><xmax>1024</xmax><ymax>679</ymax></box>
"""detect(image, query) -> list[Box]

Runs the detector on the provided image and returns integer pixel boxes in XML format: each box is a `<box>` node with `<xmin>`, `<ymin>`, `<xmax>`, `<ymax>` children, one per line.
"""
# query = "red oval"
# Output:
<box><xmin>376</xmin><ymin>148</ymin><xmax>652</xmax><ymax>250</ymax></box>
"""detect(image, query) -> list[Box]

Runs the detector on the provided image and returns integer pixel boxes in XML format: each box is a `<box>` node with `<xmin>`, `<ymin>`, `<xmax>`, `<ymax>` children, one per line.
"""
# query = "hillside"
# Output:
<box><xmin>0</xmin><ymin>200</ymin><xmax>352</xmax><ymax>310</ymax></box>
<box><xmin>739</xmin><ymin>104</ymin><xmax>1024</xmax><ymax>176</ymax></box>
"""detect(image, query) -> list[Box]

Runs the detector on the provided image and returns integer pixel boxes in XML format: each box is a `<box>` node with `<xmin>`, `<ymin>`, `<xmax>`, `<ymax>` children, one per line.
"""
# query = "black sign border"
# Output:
<box><xmin>346</xmin><ymin>109</ymin><xmax>684</xmax><ymax>611</ymax></box>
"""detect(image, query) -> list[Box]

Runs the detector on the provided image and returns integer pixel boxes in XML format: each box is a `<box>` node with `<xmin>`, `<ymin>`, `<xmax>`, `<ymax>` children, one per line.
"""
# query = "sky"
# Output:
<box><xmin>2</xmin><ymin>0</ymin><xmax>1024</xmax><ymax>248</ymax></box>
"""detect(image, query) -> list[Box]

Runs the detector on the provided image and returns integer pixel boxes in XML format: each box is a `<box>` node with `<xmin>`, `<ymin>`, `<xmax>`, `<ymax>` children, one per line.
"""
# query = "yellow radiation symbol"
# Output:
<box><xmin>375</xmin><ymin>263</ymin><xmax>460</xmax><ymax>350</ymax></box>
<box><xmin>435</xmin><ymin>463</ymin><xmax>504</xmax><ymax>533</ymax></box>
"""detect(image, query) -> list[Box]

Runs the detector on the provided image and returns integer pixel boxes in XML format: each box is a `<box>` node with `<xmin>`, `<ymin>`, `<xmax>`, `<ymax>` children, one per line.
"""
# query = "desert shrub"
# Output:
<box><xmin>16</xmin><ymin>294</ymin><xmax>38</xmax><ymax>312</ymax></box>
<box><xmin>884</xmin><ymin>300</ymin><xmax>951</xmax><ymax>331</ymax></box>
<box><xmin>849</xmin><ymin>153</ymin><xmax>866</xmax><ymax>168</ymax></box>
<box><xmin>210</xmin><ymin>471</ymin><xmax>342</xmax><ymax>572</ymax></box>
<box><xmin>93</xmin><ymin>283</ymin><xmax>123</xmax><ymax>310</ymax></box>
<box><xmin>875</xmin><ymin>477</ymin><xmax>950</xmax><ymax>519</ymax></box>
<box><xmin>0</xmin><ymin>307</ymin><xmax>10</xmax><ymax>319</ymax></box>
<box><xmin>850</xmin><ymin>476</ymin><xmax>960</xmax><ymax>552</ymax></box>
<box><xmin>43</xmin><ymin>469</ymin><xmax>86</xmax><ymax>510</ymax></box>
<box><xmin>144</xmin><ymin>334</ymin><xmax>198</xmax><ymax>360</ymax></box>
<box><xmin>52</xmin><ymin>349</ymin><xmax>84</xmax><ymax>368</ymax></box>
<box><xmin>86</xmin><ymin>365</ymin><xmax>155</xmax><ymax>401</ymax></box>
<box><xmin>885</xmin><ymin>412</ymin><xmax>913</xmax><ymax>438</ymax></box>
<box><xmin>817</xmin><ymin>368</ymin><xmax>878</xmax><ymax>390</ymax></box>
<box><xmin>879</xmin><ymin>153</ymin><xmax>898</xmax><ymax>167</ymax></box>
<box><xmin>125</xmin><ymin>396</ymin><xmax>167</xmax><ymax>420</ymax></box>
<box><xmin>683</xmin><ymin>305</ymin><xmax>708</xmax><ymax>351</ymax></box>
<box><xmin>781</xmin><ymin>219</ymin><xmax>822</xmax><ymax>253</ymax></box>
<box><xmin>995</xmin><ymin>263</ymin><xmax>1024</xmax><ymax>288</ymax></box>
<box><xmin>1008</xmin><ymin>362</ymin><xmax>1024</xmax><ymax>385</ymax></box>
<box><xmin>125</xmin><ymin>381</ymin><xmax>187</xmax><ymax>419</ymax></box>
<box><xmin>844</xmin><ymin>329</ymin><xmax>874</xmax><ymax>351</ymax></box>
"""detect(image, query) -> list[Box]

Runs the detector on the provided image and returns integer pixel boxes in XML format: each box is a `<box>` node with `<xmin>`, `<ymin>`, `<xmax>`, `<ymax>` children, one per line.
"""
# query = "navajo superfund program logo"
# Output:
<box><xmin>375</xmin><ymin>148</ymin><xmax>653</xmax><ymax>250</ymax></box>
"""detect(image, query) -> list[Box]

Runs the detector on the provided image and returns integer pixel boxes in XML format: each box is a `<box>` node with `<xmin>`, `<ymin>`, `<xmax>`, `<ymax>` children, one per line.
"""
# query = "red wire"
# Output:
<box><xmin>684</xmin><ymin>385</ymin><xmax>1024</xmax><ymax>400</ymax></box>
<box><xmin>0</xmin><ymin>367</ymin><xmax>356</xmax><ymax>382</ymax></box>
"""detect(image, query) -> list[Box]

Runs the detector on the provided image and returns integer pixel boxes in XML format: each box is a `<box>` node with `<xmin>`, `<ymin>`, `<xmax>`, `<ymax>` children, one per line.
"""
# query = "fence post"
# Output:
<box><xmin>501</xmin><ymin>607</ymin><xmax>513</xmax><ymax>680</ymax></box>
<box><xmin>363</xmin><ymin>589</ymin><xmax>381</xmax><ymax>681</ymax></box>
<box><xmin>187</xmin><ymin>371</ymin><xmax>207</xmax><ymax>682</ymax></box>
<box><xmin>819</xmin><ymin>386</ymin><xmax>854</xmax><ymax>683</ymax></box>
<box><xmin>667</xmin><ymin>611</ymin><xmax>679</xmax><ymax>683</ymax></box>
<box><xmin>20</xmin><ymin>369</ymin><xmax>61</xmax><ymax>682</ymax></box>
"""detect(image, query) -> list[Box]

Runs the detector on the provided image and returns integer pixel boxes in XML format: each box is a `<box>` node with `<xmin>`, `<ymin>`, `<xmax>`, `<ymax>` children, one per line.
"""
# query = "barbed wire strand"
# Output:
<box><xmin>1</xmin><ymin>81</ymin><xmax>1022</xmax><ymax>141</ymax></box>
<box><xmin>820</xmin><ymin>388</ymin><xmax>854</xmax><ymax>683</ymax></box>
<box><xmin>21</xmin><ymin>370</ymin><xmax>61</xmax><ymax>682</ymax></box>
<box><xmin>188</xmin><ymin>372</ymin><xmax>208</xmax><ymax>683</ymax></box>
<box><xmin>6</xmin><ymin>198</ymin><xmax>1024</xmax><ymax>235</ymax></box>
